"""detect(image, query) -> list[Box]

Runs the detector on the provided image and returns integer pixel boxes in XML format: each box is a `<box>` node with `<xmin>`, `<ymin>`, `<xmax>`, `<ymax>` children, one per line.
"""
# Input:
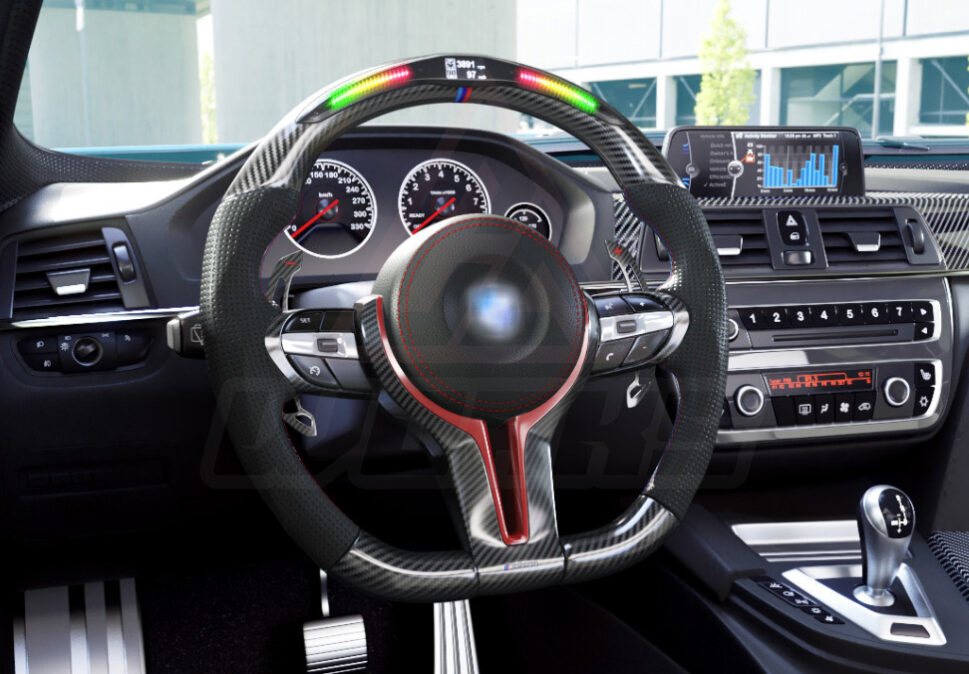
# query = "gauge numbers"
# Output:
<box><xmin>285</xmin><ymin>159</ymin><xmax>376</xmax><ymax>258</ymax></box>
<box><xmin>398</xmin><ymin>159</ymin><xmax>490</xmax><ymax>235</ymax></box>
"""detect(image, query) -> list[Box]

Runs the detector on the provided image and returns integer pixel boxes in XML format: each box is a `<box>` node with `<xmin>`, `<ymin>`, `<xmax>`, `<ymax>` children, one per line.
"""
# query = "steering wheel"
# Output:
<box><xmin>199</xmin><ymin>55</ymin><xmax>727</xmax><ymax>602</ymax></box>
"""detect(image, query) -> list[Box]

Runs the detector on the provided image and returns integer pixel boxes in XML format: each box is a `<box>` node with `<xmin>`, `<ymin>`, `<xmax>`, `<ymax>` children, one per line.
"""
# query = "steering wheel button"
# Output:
<box><xmin>285</xmin><ymin>311</ymin><xmax>324</xmax><ymax>332</ymax></box>
<box><xmin>624</xmin><ymin>331</ymin><xmax>668</xmax><ymax>365</ymax></box>
<box><xmin>593</xmin><ymin>296</ymin><xmax>629</xmax><ymax>317</ymax></box>
<box><xmin>325</xmin><ymin>358</ymin><xmax>371</xmax><ymax>392</ymax></box>
<box><xmin>622</xmin><ymin>294</ymin><xmax>664</xmax><ymax>313</ymax></box>
<box><xmin>289</xmin><ymin>355</ymin><xmax>337</xmax><ymax>387</ymax></box>
<box><xmin>615</xmin><ymin>319</ymin><xmax>637</xmax><ymax>335</ymax></box>
<box><xmin>593</xmin><ymin>338</ymin><xmax>634</xmax><ymax>373</ymax></box>
<box><xmin>318</xmin><ymin>337</ymin><xmax>340</xmax><ymax>354</ymax></box>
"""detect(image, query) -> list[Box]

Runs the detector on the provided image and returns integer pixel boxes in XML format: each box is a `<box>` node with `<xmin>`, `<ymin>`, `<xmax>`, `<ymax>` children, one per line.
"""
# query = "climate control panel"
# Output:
<box><xmin>722</xmin><ymin>361</ymin><xmax>939</xmax><ymax>435</ymax></box>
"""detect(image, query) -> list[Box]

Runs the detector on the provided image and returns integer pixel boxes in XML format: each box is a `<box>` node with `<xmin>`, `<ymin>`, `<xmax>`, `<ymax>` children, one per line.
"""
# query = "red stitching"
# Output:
<box><xmin>397</xmin><ymin>219</ymin><xmax>586</xmax><ymax>413</ymax></box>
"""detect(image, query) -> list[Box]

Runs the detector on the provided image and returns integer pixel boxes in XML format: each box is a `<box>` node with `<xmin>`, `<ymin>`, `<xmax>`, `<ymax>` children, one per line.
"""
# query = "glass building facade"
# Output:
<box><xmin>780</xmin><ymin>62</ymin><xmax>896</xmax><ymax>138</ymax></box>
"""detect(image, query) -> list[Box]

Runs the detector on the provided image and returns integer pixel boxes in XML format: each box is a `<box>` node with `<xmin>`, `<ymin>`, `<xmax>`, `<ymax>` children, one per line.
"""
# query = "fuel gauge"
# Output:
<box><xmin>505</xmin><ymin>203</ymin><xmax>552</xmax><ymax>239</ymax></box>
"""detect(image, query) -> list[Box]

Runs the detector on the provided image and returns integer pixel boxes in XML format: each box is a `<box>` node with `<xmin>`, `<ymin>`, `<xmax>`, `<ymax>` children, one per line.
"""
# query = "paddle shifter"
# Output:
<box><xmin>854</xmin><ymin>485</ymin><xmax>916</xmax><ymax>607</ymax></box>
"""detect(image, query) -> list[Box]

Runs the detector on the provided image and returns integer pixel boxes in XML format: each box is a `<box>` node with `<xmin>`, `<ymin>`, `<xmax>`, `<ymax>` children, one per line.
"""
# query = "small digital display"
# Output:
<box><xmin>764</xmin><ymin>368</ymin><xmax>874</xmax><ymax>395</ymax></box>
<box><xmin>662</xmin><ymin>126</ymin><xmax>865</xmax><ymax>198</ymax></box>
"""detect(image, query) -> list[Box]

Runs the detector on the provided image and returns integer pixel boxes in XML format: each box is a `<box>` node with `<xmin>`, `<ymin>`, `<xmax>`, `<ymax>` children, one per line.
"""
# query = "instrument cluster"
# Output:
<box><xmin>283</xmin><ymin>155</ymin><xmax>557</xmax><ymax>260</ymax></box>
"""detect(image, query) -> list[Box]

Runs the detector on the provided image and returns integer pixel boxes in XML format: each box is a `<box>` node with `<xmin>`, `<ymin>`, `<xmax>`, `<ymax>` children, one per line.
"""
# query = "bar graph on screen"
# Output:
<box><xmin>760</xmin><ymin>144</ymin><xmax>840</xmax><ymax>189</ymax></box>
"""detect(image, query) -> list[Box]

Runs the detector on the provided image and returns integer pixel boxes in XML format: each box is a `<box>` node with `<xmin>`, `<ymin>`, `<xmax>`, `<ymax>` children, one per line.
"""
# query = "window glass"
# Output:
<box><xmin>588</xmin><ymin>78</ymin><xmax>657</xmax><ymax>128</ymax></box>
<box><xmin>780</xmin><ymin>62</ymin><xmax>896</xmax><ymax>137</ymax></box>
<box><xmin>675</xmin><ymin>75</ymin><xmax>703</xmax><ymax>126</ymax></box>
<box><xmin>919</xmin><ymin>56</ymin><xmax>969</xmax><ymax>126</ymax></box>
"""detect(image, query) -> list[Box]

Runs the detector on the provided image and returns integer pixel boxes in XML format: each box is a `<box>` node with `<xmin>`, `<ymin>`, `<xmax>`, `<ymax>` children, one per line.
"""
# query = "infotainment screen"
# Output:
<box><xmin>662</xmin><ymin>126</ymin><xmax>865</xmax><ymax>198</ymax></box>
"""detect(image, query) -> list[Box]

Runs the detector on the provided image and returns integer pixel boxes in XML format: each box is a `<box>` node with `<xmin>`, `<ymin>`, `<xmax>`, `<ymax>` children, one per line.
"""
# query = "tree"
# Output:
<box><xmin>695</xmin><ymin>0</ymin><xmax>756</xmax><ymax>125</ymax></box>
<box><xmin>200</xmin><ymin>51</ymin><xmax>217</xmax><ymax>145</ymax></box>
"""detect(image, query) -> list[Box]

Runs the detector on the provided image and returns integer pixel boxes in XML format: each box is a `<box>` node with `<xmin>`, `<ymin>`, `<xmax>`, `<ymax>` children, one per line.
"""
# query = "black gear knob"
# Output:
<box><xmin>855</xmin><ymin>485</ymin><xmax>915</xmax><ymax>607</ymax></box>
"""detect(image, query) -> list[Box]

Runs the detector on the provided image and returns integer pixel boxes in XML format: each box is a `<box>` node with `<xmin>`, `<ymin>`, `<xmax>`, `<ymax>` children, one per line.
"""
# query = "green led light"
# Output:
<box><xmin>327</xmin><ymin>66</ymin><xmax>412</xmax><ymax>110</ymax></box>
<box><xmin>517</xmin><ymin>69</ymin><xmax>599</xmax><ymax>113</ymax></box>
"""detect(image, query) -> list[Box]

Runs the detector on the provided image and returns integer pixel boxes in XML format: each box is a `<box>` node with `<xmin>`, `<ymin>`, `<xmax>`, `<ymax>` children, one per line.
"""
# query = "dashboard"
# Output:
<box><xmin>1</xmin><ymin>123</ymin><xmax>969</xmax><ymax>547</ymax></box>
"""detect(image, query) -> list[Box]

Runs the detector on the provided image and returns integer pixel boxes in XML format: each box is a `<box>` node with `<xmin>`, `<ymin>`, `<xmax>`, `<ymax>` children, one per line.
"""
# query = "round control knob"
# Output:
<box><xmin>727</xmin><ymin>318</ymin><xmax>740</xmax><ymax>341</ymax></box>
<box><xmin>72</xmin><ymin>337</ymin><xmax>103</xmax><ymax>366</ymax></box>
<box><xmin>883</xmin><ymin>376</ymin><xmax>911</xmax><ymax>407</ymax></box>
<box><xmin>735</xmin><ymin>385</ymin><xmax>765</xmax><ymax>417</ymax></box>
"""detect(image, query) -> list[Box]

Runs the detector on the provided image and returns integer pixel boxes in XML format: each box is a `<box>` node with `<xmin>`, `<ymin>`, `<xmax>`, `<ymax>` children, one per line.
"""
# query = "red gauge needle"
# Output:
<box><xmin>413</xmin><ymin>197</ymin><xmax>456</xmax><ymax>233</ymax></box>
<box><xmin>291</xmin><ymin>199</ymin><xmax>339</xmax><ymax>238</ymax></box>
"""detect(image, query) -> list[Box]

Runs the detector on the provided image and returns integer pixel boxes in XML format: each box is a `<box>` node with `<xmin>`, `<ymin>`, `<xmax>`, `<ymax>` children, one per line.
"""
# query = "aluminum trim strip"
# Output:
<box><xmin>3</xmin><ymin>306</ymin><xmax>198</xmax><ymax>330</ymax></box>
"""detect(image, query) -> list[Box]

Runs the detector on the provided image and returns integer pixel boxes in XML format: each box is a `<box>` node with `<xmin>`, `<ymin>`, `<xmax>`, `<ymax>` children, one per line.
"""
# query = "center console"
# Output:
<box><xmin>718</xmin><ymin>276</ymin><xmax>951</xmax><ymax>445</ymax></box>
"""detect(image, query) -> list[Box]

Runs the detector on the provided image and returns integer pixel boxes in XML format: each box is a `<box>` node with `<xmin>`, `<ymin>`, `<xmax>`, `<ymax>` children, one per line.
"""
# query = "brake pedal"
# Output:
<box><xmin>303</xmin><ymin>571</ymin><xmax>367</xmax><ymax>673</ymax></box>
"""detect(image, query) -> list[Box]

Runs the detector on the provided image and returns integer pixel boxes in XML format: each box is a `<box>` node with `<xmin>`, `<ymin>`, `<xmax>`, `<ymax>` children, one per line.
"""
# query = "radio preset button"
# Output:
<box><xmin>811</xmin><ymin>305</ymin><xmax>838</xmax><ymax>327</ymax></box>
<box><xmin>863</xmin><ymin>303</ymin><xmax>890</xmax><ymax>324</ymax></box>
<box><xmin>838</xmin><ymin>304</ymin><xmax>864</xmax><ymax>325</ymax></box>
<box><xmin>887</xmin><ymin>302</ymin><xmax>913</xmax><ymax>323</ymax></box>
<box><xmin>760</xmin><ymin>307</ymin><xmax>790</xmax><ymax>328</ymax></box>
<box><xmin>789</xmin><ymin>306</ymin><xmax>812</xmax><ymax>327</ymax></box>
<box><xmin>735</xmin><ymin>385</ymin><xmax>765</xmax><ymax>417</ymax></box>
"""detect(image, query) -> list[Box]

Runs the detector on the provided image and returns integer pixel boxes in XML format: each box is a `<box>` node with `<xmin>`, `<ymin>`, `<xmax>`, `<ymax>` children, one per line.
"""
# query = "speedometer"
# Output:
<box><xmin>398</xmin><ymin>159</ymin><xmax>490</xmax><ymax>235</ymax></box>
<box><xmin>285</xmin><ymin>159</ymin><xmax>376</xmax><ymax>258</ymax></box>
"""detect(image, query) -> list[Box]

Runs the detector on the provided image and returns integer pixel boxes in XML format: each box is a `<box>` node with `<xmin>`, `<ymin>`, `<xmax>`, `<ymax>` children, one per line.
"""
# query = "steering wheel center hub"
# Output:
<box><xmin>372</xmin><ymin>215</ymin><xmax>587</xmax><ymax>420</ymax></box>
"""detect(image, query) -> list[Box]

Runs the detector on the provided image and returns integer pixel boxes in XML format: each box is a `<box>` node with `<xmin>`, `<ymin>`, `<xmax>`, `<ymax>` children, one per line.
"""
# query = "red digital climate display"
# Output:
<box><xmin>764</xmin><ymin>369</ymin><xmax>874</xmax><ymax>394</ymax></box>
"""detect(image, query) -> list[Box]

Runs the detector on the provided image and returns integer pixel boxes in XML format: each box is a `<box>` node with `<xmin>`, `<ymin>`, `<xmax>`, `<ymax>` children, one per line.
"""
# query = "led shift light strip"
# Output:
<box><xmin>517</xmin><ymin>69</ymin><xmax>599</xmax><ymax>113</ymax></box>
<box><xmin>327</xmin><ymin>66</ymin><xmax>413</xmax><ymax>110</ymax></box>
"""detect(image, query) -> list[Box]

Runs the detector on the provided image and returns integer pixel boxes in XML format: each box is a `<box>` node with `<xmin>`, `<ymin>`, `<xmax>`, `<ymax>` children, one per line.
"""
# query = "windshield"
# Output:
<box><xmin>13</xmin><ymin>0</ymin><xmax>969</xmax><ymax>158</ymax></box>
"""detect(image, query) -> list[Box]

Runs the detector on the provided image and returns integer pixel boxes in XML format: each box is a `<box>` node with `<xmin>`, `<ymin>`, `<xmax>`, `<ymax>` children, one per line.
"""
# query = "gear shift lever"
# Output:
<box><xmin>854</xmin><ymin>485</ymin><xmax>915</xmax><ymax>607</ymax></box>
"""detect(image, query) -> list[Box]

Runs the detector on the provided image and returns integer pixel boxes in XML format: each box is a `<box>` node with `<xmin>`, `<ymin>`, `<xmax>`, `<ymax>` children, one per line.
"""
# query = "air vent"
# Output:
<box><xmin>703</xmin><ymin>209</ymin><xmax>770</xmax><ymax>267</ymax></box>
<box><xmin>817</xmin><ymin>209</ymin><xmax>907</xmax><ymax>266</ymax></box>
<box><xmin>12</xmin><ymin>230</ymin><xmax>124</xmax><ymax>320</ymax></box>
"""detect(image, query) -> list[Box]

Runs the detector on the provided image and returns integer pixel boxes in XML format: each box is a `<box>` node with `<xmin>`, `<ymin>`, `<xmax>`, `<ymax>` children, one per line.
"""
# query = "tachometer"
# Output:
<box><xmin>285</xmin><ymin>159</ymin><xmax>376</xmax><ymax>258</ymax></box>
<box><xmin>398</xmin><ymin>159</ymin><xmax>490</xmax><ymax>235</ymax></box>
